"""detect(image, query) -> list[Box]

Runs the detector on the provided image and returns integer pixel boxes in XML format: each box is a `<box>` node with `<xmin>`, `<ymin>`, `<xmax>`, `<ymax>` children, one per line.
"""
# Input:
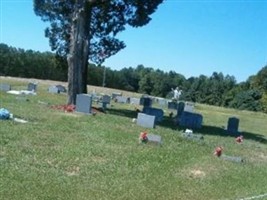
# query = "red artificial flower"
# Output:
<box><xmin>235</xmin><ymin>135</ymin><xmax>243</xmax><ymax>143</ymax></box>
<box><xmin>214</xmin><ymin>146</ymin><xmax>223</xmax><ymax>157</ymax></box>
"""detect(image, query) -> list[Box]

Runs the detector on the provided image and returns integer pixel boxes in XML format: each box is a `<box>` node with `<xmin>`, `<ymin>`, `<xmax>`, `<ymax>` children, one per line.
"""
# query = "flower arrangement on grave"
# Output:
<box><xmin>214</xmin><ymin>146</ymin><xmax>223</xmax><ymax>157</ymax></box>
<box><xmin>64</xmin><ymin>104</ymin><xmax>75</xmax><ymax>112</ymax></box>
<box><xmin>235</xmin><ymin>135</ymin><xmax>243</xmax><ymax>143</ymax></box>
<box><xmin>49</xmin><ymin>104</ymin><xmax>76</xmax><ymax>112</ymax></box>
<box><xmin>139</xmin><ymin>131</ymin><xmax>148</xmax><ymax>144</ymax></box>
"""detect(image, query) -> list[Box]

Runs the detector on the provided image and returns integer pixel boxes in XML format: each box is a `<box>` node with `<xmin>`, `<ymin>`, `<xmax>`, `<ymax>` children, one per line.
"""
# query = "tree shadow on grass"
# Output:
<box><xmin>107</xmin><ymin>107</ymin><xmax>267</xmax><ymax>144</ymax></box>
<box><xmin>107</xmin><ymin>107</ymin><xmax>138</xmax><ymax>119</ymax></box>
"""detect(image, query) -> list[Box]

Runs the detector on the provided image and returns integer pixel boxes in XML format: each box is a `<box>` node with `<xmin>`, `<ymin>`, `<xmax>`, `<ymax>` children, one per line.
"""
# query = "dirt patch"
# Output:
<box><xmin>190</xmin><ymin>169</ymin><xmax>206</xmax><ymax>178</ymax></box>
<box><xmin>66</xmin><ymin>166</ymin><xmax>80</xmax><ymax>176</ymax></box>
<box><xmin>91</xmin><ymin>156</ymin><xmax>107</xmax><ymax>164</ymax></box>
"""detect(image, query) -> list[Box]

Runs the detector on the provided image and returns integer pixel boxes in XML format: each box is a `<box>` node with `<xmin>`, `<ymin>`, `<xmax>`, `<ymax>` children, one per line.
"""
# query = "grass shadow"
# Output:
<box><xmin>196</xmin><ymin>125</ymin><xmax>267</xmax><ymax>144</ymax></box>
<box><xmin>107</xmin><ymin>107</ymin><xmax>138</xmax><ymax>119</ymax></box>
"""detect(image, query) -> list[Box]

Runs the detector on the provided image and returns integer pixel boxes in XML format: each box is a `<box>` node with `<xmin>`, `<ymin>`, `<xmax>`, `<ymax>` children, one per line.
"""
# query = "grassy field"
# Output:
<box><xmin>1</xmin><ymin>77</ymin><xmax>267</xmax><ymax>200</ymax></box>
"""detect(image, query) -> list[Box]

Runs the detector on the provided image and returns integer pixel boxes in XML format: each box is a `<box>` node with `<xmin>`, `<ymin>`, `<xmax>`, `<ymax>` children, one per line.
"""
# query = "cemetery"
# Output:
<box><xmin>0</xmin><ymin>77</ymin><xmax>267</xmax><ymax>200</ymax></box>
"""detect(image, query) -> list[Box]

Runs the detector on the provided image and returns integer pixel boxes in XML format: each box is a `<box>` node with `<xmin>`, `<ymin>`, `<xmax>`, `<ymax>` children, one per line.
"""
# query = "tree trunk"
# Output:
<box><xmin>67</xmin><ymin>1</ymin><xmax>91</xmax><ymax>105</ymax></box>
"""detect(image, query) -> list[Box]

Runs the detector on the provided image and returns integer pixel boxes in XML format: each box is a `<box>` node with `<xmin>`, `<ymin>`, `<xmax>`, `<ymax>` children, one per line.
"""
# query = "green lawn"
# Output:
<box><xmin>1</xmin><ymin>78</ymin><xmax>267</xmax><ymax>200</ymax></box>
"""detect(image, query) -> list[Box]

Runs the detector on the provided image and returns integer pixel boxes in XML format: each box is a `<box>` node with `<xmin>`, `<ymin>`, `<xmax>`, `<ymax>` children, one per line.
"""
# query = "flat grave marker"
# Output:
<box><xmin>147</xmin><ymin>134</ymin><xmax>162</xmax><ymax>145</ymax></box>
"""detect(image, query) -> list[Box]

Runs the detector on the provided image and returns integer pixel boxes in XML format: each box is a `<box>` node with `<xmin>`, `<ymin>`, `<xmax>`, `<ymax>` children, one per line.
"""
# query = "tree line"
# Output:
<box><xmin>1</xmin><ymin>43</ymin><xmax>266</xmax><ymax>113</ymax></box>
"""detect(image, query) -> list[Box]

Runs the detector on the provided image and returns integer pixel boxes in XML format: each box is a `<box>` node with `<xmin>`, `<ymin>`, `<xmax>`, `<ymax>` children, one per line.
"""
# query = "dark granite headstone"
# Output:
<box><xmin>75</xmin><ymin>94</ymin><xmax>92</xmax><ymax>114</ymax></box>
<box><xmin>27</xmin><ymin>82</ymin><xmax>37</xmax><ymax>92</ymax></box>
<box><xmin>142</xmin><ymin>107</ymin><xmax>164</xmax><ymax>122</ymax></box>
<box><xmin>168</xmin><ymin>101</ymin><xmax>178</xmax><ymax>110</ymax></box>
<box><xmin>56</xmin><ymin>85</ymin><xmax>67</xmax><ymax>93</ymax></box>
<box><xmin>141</xmin><ymin>97</ymin><xmax>152</xmax><ymax>107</ymax></box>
<box><xmin>102</xmin><ymin>95</ymin><xmax>111</xmax><ymax>104</ymax></box>
<box><xmin>177</xmin><ymin>102</ymin><xmax>185</xmax><ymax>118</ymax></box>
<box><xmin>178</xmin><ymin>111</ymin><xmax>203</xmax><ymax>129</ymax></box>
<box><xmin>227</xmin><ymin>117</ymin><xmax>239</xmax><ymax>135</ymax></box>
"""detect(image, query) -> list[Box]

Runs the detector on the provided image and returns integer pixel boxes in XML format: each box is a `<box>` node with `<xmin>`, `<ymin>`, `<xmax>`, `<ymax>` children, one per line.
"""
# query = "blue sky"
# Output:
<box><xmin>1</xmin><ymin>0</ymin><xmax>266</xmax><ymax>83</ymax></box>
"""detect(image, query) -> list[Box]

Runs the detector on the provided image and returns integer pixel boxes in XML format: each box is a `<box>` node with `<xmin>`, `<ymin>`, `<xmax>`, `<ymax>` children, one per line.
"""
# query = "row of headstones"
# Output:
<box><xmin>113</xmin><ymin>93</ymin><xmax>174</xmax><ymax>108</ymax></box>
<box><xmin>74</xmin><ymin>94</ymin><xmax>161</xmax><ymax>129</ymax></box>
<box><xmin>0</xmin><ymin>82</ymin><xmax>37</xmax><ymax>92</ymax></box>
<box><xmin>173</xmin><ymin>101</ymin><xmax>239</xmax><ymax>134</ymax></box>
<box><xmin>74</xmin><ymin>93</ymin><xmax>239</xmax><ymax>135</ymax></box>
<box><xmin>1</xmin><ymin>82</ymin><xmax>68</xmax><ymax>94</ymax></box>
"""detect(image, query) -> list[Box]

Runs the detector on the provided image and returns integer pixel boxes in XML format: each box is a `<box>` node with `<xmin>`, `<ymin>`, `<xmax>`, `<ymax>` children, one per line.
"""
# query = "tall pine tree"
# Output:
<box><xmin>34</xmin><ymin>0</ymin><xmax>163</xmax><ymax>104</ymax></box>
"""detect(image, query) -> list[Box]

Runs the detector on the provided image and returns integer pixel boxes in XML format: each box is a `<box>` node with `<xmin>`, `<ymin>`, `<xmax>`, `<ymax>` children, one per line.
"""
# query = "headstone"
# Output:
<box><xmin>140</xmin><ymin>97</ymin><xmax>152</xmax><ymax>107</ymax></box>
<box><xmin>0</xmin><ymin>83</ymin><xmax>11</xmax><ymax>91</ymax></box>
<box><xmin>27</xmin><ymin>82</ymin><xmax>37</xmax><ymax>92</ymax></box>
<box><xmin>102</xmin><ymin>95</ymin><xmax>111</xmax><ymax>104</ymax></box>
<box><xmin>130</xmin><ymin>97</ymin><xmax>141</xmax><ymax>105</ymax></box>
<box><xmin>178</xmin><ymin>111</ymin><xmax>203</xmax><ymax>129</ymax></box>
<box><xmin>116</xmin><ymin>96</ymin><xmax>128</xmax><ymax>103</ymax></box>
<box><xmin>56</xmin><ymin>85</ymin><xmax>67</xmax><ymax>93</ymax></box>
<box><xmin>177</xmin><ymin>101</ymin><xmax>185</xmax><ymax>118</ymax></box>
<box><xmin>158</xmin><ymin>98</ymin><xmax>167</xmax><ymax>107</ymax></box>
<box><xmin>112</xmin><ymin>92</ymin><xmax>122</xmax><ymax>99</ymax></box>
<box><xmin>48</xmin><ymin>86</ymin><xmax>59</xmax><ymax>94</ymax></box>
<box><xmin>168</xmin><ymin>101</ymin><xmax>178</xmax><ymax>110</ymax></box>
<box><xmin>75</xmin><ymin>94</ymin><xmax>92</xmax><ymax>114</ymax></box>
<box><xmin>92</xmin><ymin>94</ymin><xmax>101</xmax><ymax>103</ymax></box>
<box><xmin>142</xmin><ymin>107</ymin><xmax>164</xmax><ymax>122</ymax></box>
<box><xmin>227</xmin><ymin>117</ymin><xmax>239</xmax><ymax>135</ymax></box>
<box><xmin>147</xmin><ymin>134</ymin><xmax>162</xmax><ymax>145</ymax></box>
<box><xmin>221</xmin><ymin>155</ymin><xmax>243</xmax><ymax>163</ymax></box>
<box><xmin>136</xmin><ymin>113</ymin><xmax>155</xmax><ymax>128</ymax></box>
<box><xmin>184</xmin><ymin>102</ymin><xmax>194</xmax><ymax>113</ymax></box>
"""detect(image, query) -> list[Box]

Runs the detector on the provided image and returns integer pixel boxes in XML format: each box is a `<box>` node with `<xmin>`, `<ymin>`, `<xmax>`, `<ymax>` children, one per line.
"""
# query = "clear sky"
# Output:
<box><xmin>1</xmin><ymin>0</ymin><xmax>266</xmax><ymax>83</ymax></box>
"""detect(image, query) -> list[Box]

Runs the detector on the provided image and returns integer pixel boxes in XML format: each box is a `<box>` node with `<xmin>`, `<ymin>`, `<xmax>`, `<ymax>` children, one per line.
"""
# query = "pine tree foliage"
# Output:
<box><xmin>34</xmin><ymin>0</ymin><xmax>163</xmax><ymax>104</ymax></box>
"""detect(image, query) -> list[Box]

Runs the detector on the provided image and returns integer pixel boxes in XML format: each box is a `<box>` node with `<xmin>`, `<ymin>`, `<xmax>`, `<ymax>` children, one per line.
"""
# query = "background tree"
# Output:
<box><xmin>34</xmin><ymin>0</ymin><xmax>163</xmax><ymax>104</ymax></box>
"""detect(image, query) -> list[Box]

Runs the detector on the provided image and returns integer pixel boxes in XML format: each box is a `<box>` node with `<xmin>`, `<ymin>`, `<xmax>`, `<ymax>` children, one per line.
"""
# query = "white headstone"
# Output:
<box><xmin>130</xmin><ymin>97</ymin><xmax>141</xmax><ymax>105</ymax></box>
<box><xmin>48</xmin><ymin>86</ymin><xmax>59</xmax><ymax>94</ymax></box>
<box><xmin>136</xmin><ymin>113</ymin><xmax>155</xmax><ymax>128</ymax></box>
<box><xmin>184</xmin><ymin>102</ymin><xmax>194</xmax><ymax>113</ymax></box>
<box><xmin>116</xmin><ymin>96</ymin><xmax>128</xmax><ymax>103</ymax></box>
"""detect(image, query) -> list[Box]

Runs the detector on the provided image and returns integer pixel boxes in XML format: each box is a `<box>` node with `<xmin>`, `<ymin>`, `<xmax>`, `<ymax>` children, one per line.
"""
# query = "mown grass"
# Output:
<box><xmin>1</xmin><ymin>77</ymin><xmax>267</xmax><ymax>200</ymax></box>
